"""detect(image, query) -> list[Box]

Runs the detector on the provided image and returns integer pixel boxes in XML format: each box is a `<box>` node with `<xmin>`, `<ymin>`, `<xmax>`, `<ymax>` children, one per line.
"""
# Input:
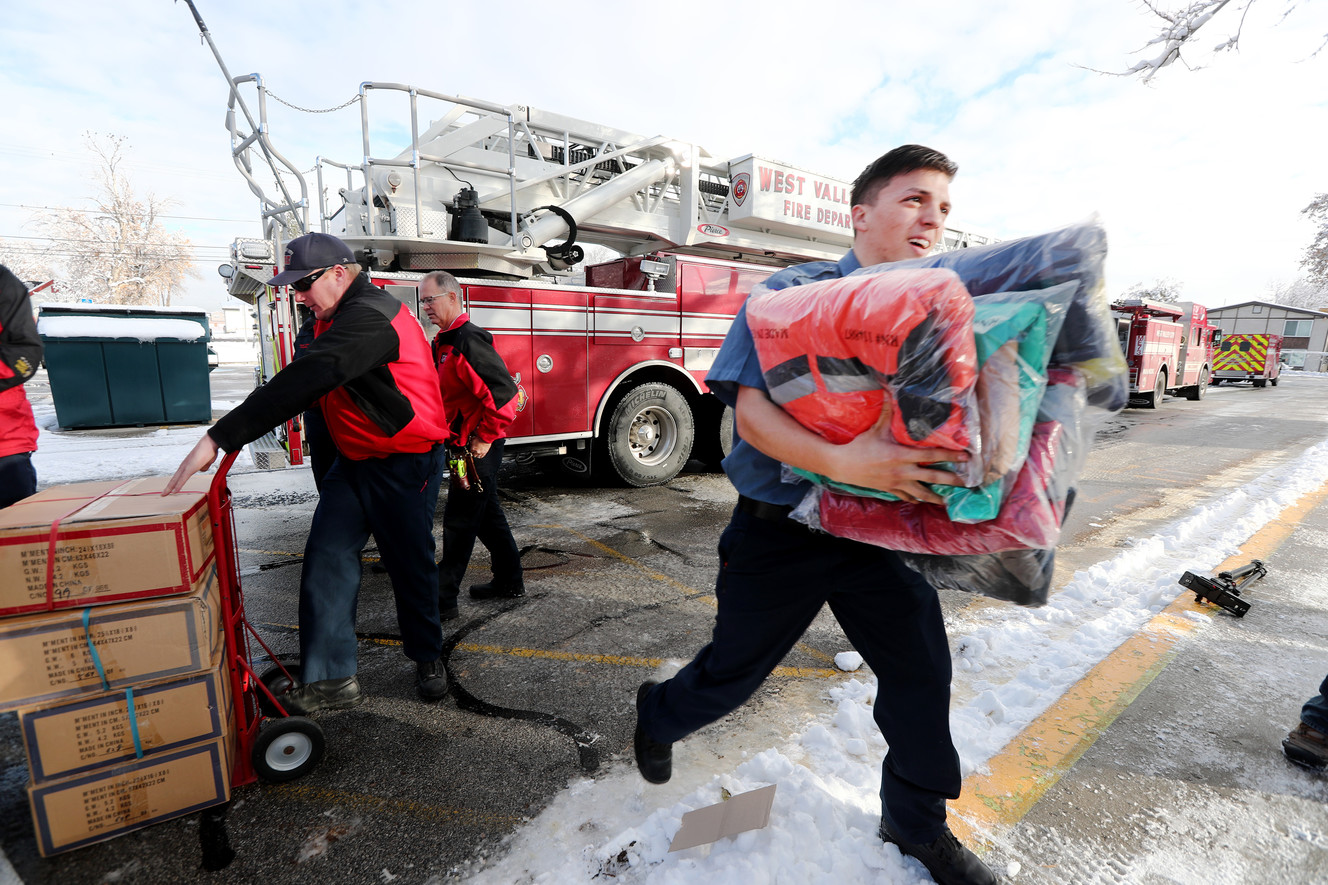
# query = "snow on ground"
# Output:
<box><xmin>452</xmin><ymin>436</ymin><xmax>1328</xmax><ymax>885</ymax></box>
<box><xmin>18</xmin><ymin>375</ymin><xmax>1328</xmax><ymax>884</ymax></box>
<box><xmin>29</xmin><ymin>400</ymin><xmax>260</xmax><ymax>487</ymax></box>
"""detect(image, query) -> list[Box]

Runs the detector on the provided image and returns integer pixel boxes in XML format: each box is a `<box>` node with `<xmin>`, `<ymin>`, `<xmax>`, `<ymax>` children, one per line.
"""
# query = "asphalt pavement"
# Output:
<box><xmin>1</xmin><ymin>370</ymin><xmax>1327</xmax><ymax>884</ymax></box>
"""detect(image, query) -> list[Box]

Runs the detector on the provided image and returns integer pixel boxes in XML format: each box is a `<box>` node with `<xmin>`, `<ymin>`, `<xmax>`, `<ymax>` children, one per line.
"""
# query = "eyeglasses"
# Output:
<box><xmin>290</xmin><ymin>268</ymin><xmax>329</xmax><ymax>292</ymax></box>
<box><xmin>420</xmin><ymin>295</ymin><xmax>443</xmax><ymax>305</ymax></box>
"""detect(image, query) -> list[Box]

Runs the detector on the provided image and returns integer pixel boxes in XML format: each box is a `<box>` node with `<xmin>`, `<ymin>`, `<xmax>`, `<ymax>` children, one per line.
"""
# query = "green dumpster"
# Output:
<box><xmin>37</xmin><ymin>305</ymin><xmax>213</xmax><ymax>430</ymax></box>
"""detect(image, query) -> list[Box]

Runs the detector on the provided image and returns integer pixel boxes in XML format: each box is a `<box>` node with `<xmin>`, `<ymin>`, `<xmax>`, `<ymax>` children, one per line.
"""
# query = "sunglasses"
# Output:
<box><xmin>290</xmin><ymin>267</ymin><xmax>329</xmax><ymax>292</ymax></box>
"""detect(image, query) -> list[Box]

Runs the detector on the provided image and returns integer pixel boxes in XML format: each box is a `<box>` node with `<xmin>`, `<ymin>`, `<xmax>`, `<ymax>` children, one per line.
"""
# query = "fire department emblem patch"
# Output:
<box><xmin>515</xmin><ymin>383</ymin><xmax>529</xmax><ymax>411</ymax></box>
<box><xmin>732</xmin><ymin>172</ymin><xmax>750</xmax><ymax>207</ymax></box>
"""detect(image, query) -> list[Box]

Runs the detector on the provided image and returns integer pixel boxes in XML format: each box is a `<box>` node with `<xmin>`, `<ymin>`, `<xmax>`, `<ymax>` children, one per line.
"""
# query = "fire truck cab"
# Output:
<box><xmin>1111</xmin><ymin>298</ymin><xmax>1217</xmax><ymax>408</ymax></box>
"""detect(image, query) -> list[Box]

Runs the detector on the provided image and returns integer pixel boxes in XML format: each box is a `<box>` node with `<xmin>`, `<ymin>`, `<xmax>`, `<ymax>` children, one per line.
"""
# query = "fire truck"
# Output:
<box><xmin>1110</xmin><ymin>299</ymin><xmax>1218</xmax><ymax>408</ymax></box>
<box><xmin>186</xmin><ymin>4</ymin><xmax>992</xmax><ymax>485</ymax></box>
<box><xmin>1211</xmin><ymin>333</ymin><xmax>1283</xmax><ymax>387</ymax></box>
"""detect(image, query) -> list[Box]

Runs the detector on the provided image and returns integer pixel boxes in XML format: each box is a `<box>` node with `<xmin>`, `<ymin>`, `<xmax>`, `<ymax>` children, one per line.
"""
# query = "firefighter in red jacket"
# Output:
<box><xmin>420</xmin><ymin>271</ymin><xmax>524</xmax><ymax>615</ymax></box>
<box><xmin>0</xmin><ymin>265</ymin><xmax>42</xmax><ymax>508</ymax></box>
<box><xmin>165</xmin><ymin>233</ymin><xmax>451</xmax><ymax>712</ymax></box>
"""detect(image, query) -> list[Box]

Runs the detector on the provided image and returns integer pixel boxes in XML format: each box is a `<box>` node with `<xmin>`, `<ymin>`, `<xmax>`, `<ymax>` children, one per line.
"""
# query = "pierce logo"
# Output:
<box><xmin>732</xmin><ymin>173</ymin><xmax>749</xmax><ymax>207</ymax></box>
<box><xmin>696</xmin><ymin>223</ymin><xmax>730</xmax><ymax>237</ymax></box>
<box><xmin>515</xmin><ymin>384</ymin><xmax>529</xmax><ymax>411</ymax></box>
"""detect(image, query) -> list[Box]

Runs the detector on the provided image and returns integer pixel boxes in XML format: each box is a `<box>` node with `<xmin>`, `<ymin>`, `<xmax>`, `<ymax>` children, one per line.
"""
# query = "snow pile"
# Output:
<box><xmin>36</xmin><ymin>315</ymin><xmax>206</xmax><ymax>342</ymax></box>
<box><xmin>461</xmin><ymin>436</ymin><xmax>1328</xmax><ymax>884</ymax></box>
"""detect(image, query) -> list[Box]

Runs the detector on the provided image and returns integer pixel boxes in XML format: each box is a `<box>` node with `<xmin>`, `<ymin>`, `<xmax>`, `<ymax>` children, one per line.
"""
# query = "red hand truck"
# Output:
<box><xmin>208</xmin><ymin>450</ymin><xmax>324</xmax><ymax>785</ymax></box>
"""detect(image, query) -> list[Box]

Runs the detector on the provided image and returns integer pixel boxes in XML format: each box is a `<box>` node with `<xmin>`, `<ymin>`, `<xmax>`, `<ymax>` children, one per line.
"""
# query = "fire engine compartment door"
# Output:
<box><xmin>463</xmin><ymin>284</ymin><xmax>540</xmax><ymax>440</ymax></box>
<box><xmin>589</xmin><ymin>285</ymin><xmax>683</xmax><ymax>411</ymax></box>
<box><xmin>529</xmin><ymin>286</ymin><xmax>590</xmax><ymax>437</ymax></box>
<box><xmin>678</xmin><ymin>260</ymin><xmax>774</xmax><ymax>381</ymax></box>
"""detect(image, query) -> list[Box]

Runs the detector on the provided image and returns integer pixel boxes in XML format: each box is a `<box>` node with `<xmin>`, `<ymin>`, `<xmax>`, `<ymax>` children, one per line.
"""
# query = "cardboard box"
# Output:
<box><xmin>0</xmin><ymin>567</ymin><xmax>223</xmax><ymax>712</ymax></box>
<box><xmin>28</xmin><ymin>724</ymin><xmax>233</xmax><ymax>856</ymax></box>
<box><xmin>0</xmin><ymin>475</ymin><xmax>215</xmax><ymax>617</ymax></box>
<box><xmin>20</xmin><ymin>664</ymin><xmax>233</xmax><ymax>782</ymax></box>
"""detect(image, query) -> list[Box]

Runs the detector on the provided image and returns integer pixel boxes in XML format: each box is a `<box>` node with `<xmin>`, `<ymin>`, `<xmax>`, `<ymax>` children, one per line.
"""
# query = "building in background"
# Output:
<box><xmin>1207</xmin><ymin>301</ymin><xmax>1328</xmax><ymax>373</ymax></box>
<box><xmin>208</xmin><ymin>306</ymin><xmax>258</xmax><ymax>365</ymax></box>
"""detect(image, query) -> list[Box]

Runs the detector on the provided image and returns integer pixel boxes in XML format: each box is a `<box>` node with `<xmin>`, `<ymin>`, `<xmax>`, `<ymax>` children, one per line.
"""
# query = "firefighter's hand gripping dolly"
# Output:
<box><xmin>1177</xmin><ymin>560</ymin><xmax>1268</xmax><ymax>617</ymax></box>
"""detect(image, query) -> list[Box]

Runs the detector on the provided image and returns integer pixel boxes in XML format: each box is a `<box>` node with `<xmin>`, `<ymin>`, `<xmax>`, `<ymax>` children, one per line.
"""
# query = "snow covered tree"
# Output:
<box><xmin>1302</xmin><ymin>192</ymin><xmax>1328</xmax><ymax>288</ymax></box>
<box><xmin>1117</xmin><ymin>1</ymin><xmax>1326</xmax><ymax>81</ymax></box>
<box><xmin>1265</xmin><ymin>276</ymin><xmax>1328</xmax><ymax>309</ymax></box>
<box><xmin>25</xmin><ymin>134</ymin><xmax>196</xmax><ymax>306</ymax></box>
<box><xmin>1124</xmin><ymin>277</ymin><xmax>1184</xmax><ymax>303</ymax></box>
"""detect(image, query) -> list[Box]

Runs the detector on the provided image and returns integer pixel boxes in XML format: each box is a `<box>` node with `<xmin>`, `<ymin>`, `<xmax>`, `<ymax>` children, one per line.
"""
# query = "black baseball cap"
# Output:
<box><xmin>268</xmin><ymin>233</ymin><xmax>357</xmax><ymax>287</ymax></box>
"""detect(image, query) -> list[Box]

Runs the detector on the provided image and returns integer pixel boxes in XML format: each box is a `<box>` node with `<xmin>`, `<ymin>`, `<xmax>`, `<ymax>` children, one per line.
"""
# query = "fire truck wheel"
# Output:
<box><xmin>1143</xmin><ymin>370</ymin><xmax>1166</xmax><ymax>409</ymax></box>
<box><xmin>1184</xmin><ymin>369</ymin><xmax>1209</xmax><ymax>401</ymax></box>
<box><xmin>602</xmin><ymin>382</ymin><xmax>695</xmax><ymax>486</ymax></box>
<box><xmin>1253</xmin><ymin>379</ymin><xmax>1267</xmax><ymax>388</ymax></box>
<box><xmin>253</xmin><ymin>717</ymin><xmax>325</xmax><ymax>783</ymax></box>
<box><xmin>691</xmin><ymin>397</ymin><xmax>733</xmax><ymax>468</ymax></box>
<box><xmin>719</xmin><ymin>405</ymin><xmax>735</xmax><ymax>459</ymax></box>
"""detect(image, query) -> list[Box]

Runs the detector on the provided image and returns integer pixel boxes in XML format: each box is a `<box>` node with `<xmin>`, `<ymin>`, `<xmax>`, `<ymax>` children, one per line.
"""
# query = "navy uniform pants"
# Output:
<box><xmin>637</xmin><ymin>505</ymin><xmax>962</xmax><ymax>844</ymax></box>
<box><xmin>298</xmin><ymin>445</ymin><xmax>445</xmax><ymax>683</ymax></box>
<box><xmin>0</xmin><ymin>452</ymin><xmax>37</xmax><ymax>508</ymax></box>
<box><xmin>438</xmin><ymin>439</ymin><xmax>523</xmax><ymax>605</ymax></box>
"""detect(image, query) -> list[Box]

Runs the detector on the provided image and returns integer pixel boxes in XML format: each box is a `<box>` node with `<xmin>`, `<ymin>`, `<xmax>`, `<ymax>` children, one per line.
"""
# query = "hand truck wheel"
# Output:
<box><xmin>252</xmin><ymin>716</ymin><xmax>325</xmax><ymax>783</ymax></box>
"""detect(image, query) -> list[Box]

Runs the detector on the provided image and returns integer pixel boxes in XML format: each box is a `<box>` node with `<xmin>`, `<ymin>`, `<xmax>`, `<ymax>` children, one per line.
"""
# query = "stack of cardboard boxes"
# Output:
<box><xmin>0</xmin><ymin>475</ymin><xmax>234</xmax><ymax>856</ymax></box>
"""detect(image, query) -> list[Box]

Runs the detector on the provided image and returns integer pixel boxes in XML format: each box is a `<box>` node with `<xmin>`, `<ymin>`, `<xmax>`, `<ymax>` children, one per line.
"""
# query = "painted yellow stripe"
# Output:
<box><xmin>245</xmin><ymin>524</ymin><xmax>841</xmax><ymax>678</ymax></box>
<box><xmin>949</xmin><ymin>474</ymin><xmax>1328</xmax><ymax>846</ymax></box>
<box><xmin>451</xmin><ymin>642</ymin><xmax>842</xmax><ymax>679</ymax></box>
<box><xmin>358</xmin><ymin>634</ymin><xmax>843</xmax><ymax>680</ymax></box>
<box><xmin>535</xmin><ymin>523</ymin><xmax>835</xmax><ymax>665</ymax></box>
<box><xmin>532</xmin><ymin>524</ymin><xmax>710</xmax><ymax>600</ymax></box>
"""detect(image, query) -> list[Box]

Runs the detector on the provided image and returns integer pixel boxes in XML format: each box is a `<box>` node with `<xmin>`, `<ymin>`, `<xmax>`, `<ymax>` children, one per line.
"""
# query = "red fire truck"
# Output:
<box><xmin>192</xmin><ymin>18</ymin><xmax>992</xmax><ymax>484</ymax></box>
<box><xmin>1111</xmin><ymin>299</ymin><xmax>1218</xmax><ymax>408</ymax></box>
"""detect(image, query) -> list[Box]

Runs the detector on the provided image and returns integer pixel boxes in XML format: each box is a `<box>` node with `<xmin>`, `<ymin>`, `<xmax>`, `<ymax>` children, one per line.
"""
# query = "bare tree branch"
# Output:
<box><xmin>1302</xmin><ymin>193</ymin><xmax>1328</xmax><ymax>288</ymax></box>
<box><xmin>25</xmin><ymin>134</ymin><xmax>197</xmax><ymax>305</ymax></box>
<box><xmin>1102</xmin><ymin>1</ymin><xmax>1324</xmax><ymax>81</ymax></box>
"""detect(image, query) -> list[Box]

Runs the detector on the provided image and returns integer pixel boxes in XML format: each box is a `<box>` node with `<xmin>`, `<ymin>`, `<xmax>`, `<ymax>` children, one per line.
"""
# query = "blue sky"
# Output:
<box><xmin>3</xmin><ymin>0</ymin><xmax>1326</xmax><ymax>309</ymax></box>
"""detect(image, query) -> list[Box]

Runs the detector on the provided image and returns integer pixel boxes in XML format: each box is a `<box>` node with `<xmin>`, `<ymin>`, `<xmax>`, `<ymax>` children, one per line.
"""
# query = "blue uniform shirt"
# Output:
<box><xmin>706</xmin><ymin>250</ymin><xmax>863</xmax><ymax>505</ymax></box>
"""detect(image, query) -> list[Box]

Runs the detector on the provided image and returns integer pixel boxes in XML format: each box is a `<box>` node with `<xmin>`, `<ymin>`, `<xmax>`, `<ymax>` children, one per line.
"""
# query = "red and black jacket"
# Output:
<box><xmin>0</xmin><ymin>266</ymin><xmax>41</xmax><ymax>459</ymax></box>
<box><xmin>432</xmin><ymin>313</ymin><xmax>517</xmax><ymax>446</ymax></box>
<box><xmin>210</xmin><ymin>273</ymin><xmax>447</xmax><ymax>460</ymax></box>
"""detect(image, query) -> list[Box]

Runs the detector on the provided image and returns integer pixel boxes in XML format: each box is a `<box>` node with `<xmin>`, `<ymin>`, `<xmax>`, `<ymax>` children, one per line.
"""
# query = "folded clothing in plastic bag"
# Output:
<box><xmin>747</xmin><ymin>266</ymin><xmax>982</xmax><ymax>483</ymax></box>
<box><xmin>772</xmin><ymin>281</ymin><xmax>1076</xmax><ymax>525</ymax></box>
<box><xmin>878</xmin><ymin>215</ymin><xmax>1128</xmax><ymax>411</ymax></box>
<box><xmin>900</xmin><ymin>546</ymin><xmax>1057</xmax><ymax>607</ymax></box>
<box><xmin>803</xmin><ymin>419</ymin><xmax>1069</xmax><ymax>554</ymax></box>
<box><xmin>790</xmin><ymin>366</ymin><xmax>1089</xmax><ymax>607</ymax></box>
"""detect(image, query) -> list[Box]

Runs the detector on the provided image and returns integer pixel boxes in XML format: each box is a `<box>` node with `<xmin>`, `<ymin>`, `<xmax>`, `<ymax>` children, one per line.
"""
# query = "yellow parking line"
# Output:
<box><xmin>533</xmin><ymin>524</ymin><xmax>710</xmax><ymax>600</ymax></box>
<box><xmin>249</xmin><ymin>523</ymin><xmax>842</xmax><ymax>678</ymax></box>
<box><xmin>950</xmin><ymin>474</ymin><xmax>1328</xmax><ymax>846</ymax></box>
<box><xmin>452</xmin><ymin>641</ymin><xmax>843</xmax><ymax>679</ymax></box>
<box><xmin>537</xmin><ymin>523</ymin><xmax>836</xmax><ymax>665</ymax></box>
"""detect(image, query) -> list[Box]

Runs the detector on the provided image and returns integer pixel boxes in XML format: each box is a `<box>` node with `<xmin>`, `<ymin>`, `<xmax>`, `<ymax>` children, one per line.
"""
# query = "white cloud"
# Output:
<box><xmin>3</xmin><ymin>0</ymin><xmax>1325</xmax><ymax>308</ymax></box>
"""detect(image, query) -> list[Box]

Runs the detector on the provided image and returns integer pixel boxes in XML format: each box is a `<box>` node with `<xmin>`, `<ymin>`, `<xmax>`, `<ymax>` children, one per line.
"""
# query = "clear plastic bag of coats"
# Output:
<box><xmin>746</xmin><ymin>267</ymin><xmax>984</xmax><ymax>485</ymax></box>
<box><xmin>882</xmin><ymin>214</ymin><xmax>1128</xmax><ymax>412</ymax></box>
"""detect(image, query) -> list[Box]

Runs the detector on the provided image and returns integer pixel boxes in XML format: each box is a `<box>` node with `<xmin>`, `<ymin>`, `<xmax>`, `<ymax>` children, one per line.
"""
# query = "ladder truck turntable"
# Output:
<box><xmin>187</xmin><ymin>3</ymin><xmax>991</xmax><ymax>485</ymax></box>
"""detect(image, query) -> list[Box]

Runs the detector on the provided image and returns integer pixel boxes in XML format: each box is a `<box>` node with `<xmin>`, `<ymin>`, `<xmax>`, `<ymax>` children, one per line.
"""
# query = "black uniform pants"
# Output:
<box><xmin>636</xmin><ymin>504</ymin><xmax>962</xmax><ymax>844</ymax></box>
<box><xmin>438</xmin><ymin>439</ymin><xmax>522</xmax><ymax>604</ymax></box>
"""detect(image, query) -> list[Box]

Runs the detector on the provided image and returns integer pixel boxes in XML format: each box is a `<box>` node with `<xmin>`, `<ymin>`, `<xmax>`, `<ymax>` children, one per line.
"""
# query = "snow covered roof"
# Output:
<box><xmin>1208</xmin><ymin>300</ymin><xmax>1328</xmax><ymax>317</ymax></box>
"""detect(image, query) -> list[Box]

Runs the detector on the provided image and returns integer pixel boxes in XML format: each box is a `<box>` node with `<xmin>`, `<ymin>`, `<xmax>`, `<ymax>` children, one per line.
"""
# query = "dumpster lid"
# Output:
<box><xmin>37</xmin><ymin>303</ymin><xmax>207</xmax><ymax>316</ymax></box>
<box><xmin>37</xmin><ymin>315</ymin><xmax>207</xmax><ymax>342</ymax></box>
